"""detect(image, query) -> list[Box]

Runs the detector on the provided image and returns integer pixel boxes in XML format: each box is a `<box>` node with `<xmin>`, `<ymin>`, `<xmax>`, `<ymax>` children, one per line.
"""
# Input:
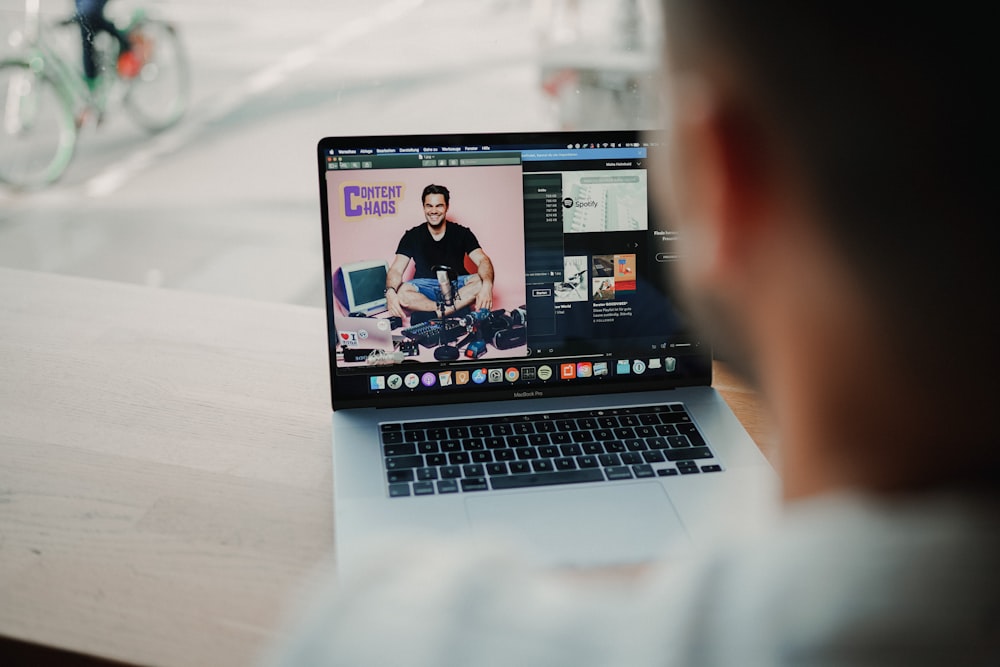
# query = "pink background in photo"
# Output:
<box><xmin>326</xmin><ymin>165</ymin><xmax>526</xmax><ymax>315</ymax></box>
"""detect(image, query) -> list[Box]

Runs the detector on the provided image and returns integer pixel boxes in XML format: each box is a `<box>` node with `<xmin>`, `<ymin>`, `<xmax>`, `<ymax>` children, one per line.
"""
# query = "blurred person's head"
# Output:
<box><xmin>652</xmin><ymin>1</ymin><xmax>998</xmax><ymax>496</ymax></box>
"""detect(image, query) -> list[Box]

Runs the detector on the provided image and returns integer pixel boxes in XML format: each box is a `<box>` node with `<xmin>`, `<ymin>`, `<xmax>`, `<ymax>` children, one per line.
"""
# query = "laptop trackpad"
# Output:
<box><xmin>464</xmin><ymin>483</ymin><xmax>691</xmax><ymax>568</ymax></box>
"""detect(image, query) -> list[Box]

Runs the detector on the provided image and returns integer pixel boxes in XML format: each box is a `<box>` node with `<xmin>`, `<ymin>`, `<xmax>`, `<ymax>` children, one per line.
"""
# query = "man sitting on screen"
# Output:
<box><xmin>385</xmin><ymin>184</ymin><xmax>495</xmax><ymax>320</ymax></box>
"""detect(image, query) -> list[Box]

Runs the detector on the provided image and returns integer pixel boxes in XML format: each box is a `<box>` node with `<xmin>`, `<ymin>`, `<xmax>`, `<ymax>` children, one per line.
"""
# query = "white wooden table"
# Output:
<box><xmin>0</xmin><ymin>267</ymin><xmax>771</xmax><ymax>666</ymax></box>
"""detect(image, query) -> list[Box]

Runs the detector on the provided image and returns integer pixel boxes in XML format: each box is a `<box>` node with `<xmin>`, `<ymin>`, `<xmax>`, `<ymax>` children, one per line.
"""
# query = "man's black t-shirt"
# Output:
<box><xmin>395</xmin><ymin>222</ymin><xmax>481</xmax><ymax>279</ymax></box>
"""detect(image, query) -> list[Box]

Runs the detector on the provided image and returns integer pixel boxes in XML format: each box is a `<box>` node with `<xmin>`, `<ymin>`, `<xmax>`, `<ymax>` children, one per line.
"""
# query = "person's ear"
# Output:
<box><xmin>670</xmin><ymin>76</ymin><xmax>773</xmax><ymax>278</ymax></box>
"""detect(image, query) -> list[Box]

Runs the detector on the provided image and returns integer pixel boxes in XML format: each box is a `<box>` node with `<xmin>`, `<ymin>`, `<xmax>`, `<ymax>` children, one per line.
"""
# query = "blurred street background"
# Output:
<box><xmin>0</xmin><ymin>0</ymin><xmax>660</xmax><ymax>307</ymax></box>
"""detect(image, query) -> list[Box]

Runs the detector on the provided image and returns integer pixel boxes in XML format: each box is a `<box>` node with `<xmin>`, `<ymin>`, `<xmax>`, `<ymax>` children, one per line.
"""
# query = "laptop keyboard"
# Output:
<box><xmin>379</xmin><ymin>403</ymin><xmax>722</xmax><ymax>497</ymax></box>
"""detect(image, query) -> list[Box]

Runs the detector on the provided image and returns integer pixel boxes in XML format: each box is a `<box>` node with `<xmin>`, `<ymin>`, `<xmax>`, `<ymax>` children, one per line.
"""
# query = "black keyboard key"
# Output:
<box><xmin>510</xmin><ymin>461</ymin><xmax>531</xmax><ymax>474</ymax></box>
<box><xmin>597</xmin><ymin>416</ymin><xmax>618</xmax><ymax>428</ymax></box>
<box><xmin>463</xmin><ymin>438</ymin><xmax>485</xmax><ymax>451</ymax></box>
<box><xmin>550</xmin><ymin>432</ymin><xmax>571</xmax><ymax>445</ymax></box>
<box><xmin>614</xmin><ymin>427</ymin><xmax>636</xmax><ymax>439</ymax></box>
<box><xmin>441</xmin><ymin>440</ymin><xmax>462</xmax><ymax>452</ymax></box>
<box><xmin>632</xmin><ymin>464</ymin><xmax>655</xmax><ymax>478</ymax></box>
<box><xmin>461</xmin><ymin>478</ymin><xmax>489</xmax><ymax>492</ymax></box>
<box><xmin>635</xmin><ymin>426</ymin><xmax>655</xmax><ymax>438</ymax></box>
<box><xmin>389</xmin><ymin>483</ymin><xmax>411</xmax><ymax>497</ymax></box>
<box><xmin>556</xmin><ymin>419</ymin><xmax>576</xmax><ymax>431</ymax></box>
<box><xmin>513</xmin><ymin>423</ymin><xmax>534</xmax><ymax>435</ymax></box>
<box><xmin>448</xmin><ymin>452</ymin><xmax>471</xmax><ymax>465</ymax></box>
<box><xmin>404</xmin><ymin>430</ymin><xmax>425</xmax><ymax>442</ymax></box>
<box><xmin>538</xmin><ymin>445</ymin><xmax>559</xmax><ymax>459</ymax></box>
<box><xmin>599</xmin><ymin>453</ymin><xmax>621</xmax><ymax>467</ymax></box>
<box><xmin>440</xmin><ymin>466</ymin><xmax>461</xmax><ymax>479</ymax></box>
<box><xmin>449</xmin><ymin>426</ymin><xmax>470</xmax><ymax>439</ymax></box>
<box><xmin>668</xmin><ymin>435</ymin><xmax>691</xmax><ymax>449</ymax></box>
<box><xmin>571</xmin><ymin>430</ymin><xmax>595</xmax><ymax>443</ymax></box>
<box><xmin>515</xmin><ymin>447</ymin><xmax>538</xmax><ymax>460</ymax></box>
<box><xmin>677</xmin><ymin>461</ymin><xmax>700</xmax><ymax>475</ymax></box>
<box><xmin>604</xmin><ymin>441</ymin><xmax>626</xmax><ymax>453</ymax></box>
<box><xmin>583</xmin><ymin>442</ymin><xmax>603</xmax><ymax>455</ymax></box>
<box><xmin>418</xmin><ymin>442</ymin><xmax>439</xmax><ymax>454</ymax></box>
<box><xmin>560</xmin><ymin>444</ymin><xmax>583</xmax><ymax>456</ymax></box>
<box><xmin>426</xmin><ymin>453</ymin><xmax>446</xmax><ymax>467</ymax></box>
<box><xmin>619</xmin><ymin>415</ymin><xmax>639</xmax><ymax>427</ymax></box>
<box><xmin>426</xmin><ymin>427</ymin><xmax>447</xmax><ymax>440</ymax></box>
<box><xmin>646</xmin><ymin>437</ymin><xmax>668</xmax><ymax>450</ymax></box>
<box><xmin>655</xmin><ymin>424</ymin><xmax>679</xmax><ymax>437</ymax></box>
<box><xmin>555</xmin><ymin>457</ymin><xmax>577</xmax><ymax>471</ymax></box>
<box><xmin>666</xmin><ymin>447</ymin><xmax>713</xmax><ymax>461</ymax></box>
<box><xmin>643</xmin><ymin>450</ymin><xmax>666</xmax><ymax>463</ymax></box>
<box><xmin>657</xmin><ymin>468</ymin><xmax>679</xmax><ymax>477</ymax></box>
<box><xmin>383</xmin><ymin>442</ymin><xmax>416</xmax><ymax>457</ymax></box>
<box><xmin>576</xmin><ymin>455</ymin><xmax>599</xmax><ymax>468</ymax></box>
<box><xmin>470</xmin><ymin>425</ymin><xmax>490</xmax><ymax>438</ymax></box>
<box><xmin>416</xmin><ymin>467</ymin><xmax>438</xmax><ymax>481</ymax></box>
<box><xmin>577</xmin><ymin>418</ymin><xmax>598</xmax><ymax>429</ymax></box>
<box><xmin>471</xmin><ymin>450</ymin><xmax>493</xmax><ymax>463</ymax></box>
<box><xmin>486</xmin><ymin>462</ymin><xmax>508</xmax><ymax>476</ymax></box>
<box><xmin>463</xmin><ymin>464</ymin><xmax>486</xmax><ymax>478</ymax></box>
<box><xmin>679</xmin><ymin>425</ymin><xmax>707</xmax><ymax>448</ymax></box>
<box><xmin>593</xmin><ymin>428</ymin><xmax>614</xmax><ymax>441</ymax></box>
<box><xmin>413</xmin><ymin>481</ymin><xmax>435</xmax><ymax>496</ymax></box>
<box><xmin>385</xmin><ymin>455</ymin><xmax>423</xmax><ymax>470</ymax></box>
<box><xmin>535</xmin><ymin>420</ymin><xmax>557</xmax><ymax>433</ymax></box>
<box><xmin>485</xmin><ymin>437</ymin><xmax>506</xmax><ymax>449</ymax></box>
<box><xmin>529</xmin><ymin>433</ymin><xmax>551</xmax><ymax>446</ymax></box>
<box><xmin>621</xmin><ymin>452</ymin><xmax>642</xmax><ymax>465</ymax></box>
<box><xmin>437</xmin><ymin>479</ymin><xmax>459</xmax><ymax>493</ymax></box>
<box><xmin>532</xmin><ymin>459</ymin><xmax>555</xmax><ymax>473</ymax></box>
<box><xmin>388</xmin><ymin>470</ymin><xmax>414</xmax><ymax>483</ymax></box>
<box><xmin>492</xmin><ymin>424</ymin><xmax>513</xmax><ymax>436</ymax></box>
<box><xmin>702</xmin><ymin>464</ymin><xmax>723</xmax><ymax>473</ymax></box>
<box><xmin>660</xmin><ymin>412</ymin><xmax>692</xmax><ymax>424</ymax></box>
<box><xmin>494</xmin><ymin>449</ymin><xmax>516</xmax><ymax>461</ymax></box>
<box><xmin>625</xmin><ymin>439</ymin><xmax>646</xmax><ymax>451</ymax></box>
<box><xmin>381</xmin><ymin>423</ymin><xmax>402</xmax><ymax>432</ymax></box>
<box><xmin>490</xmin><ymin>469</ymin><xmax>605</xmax><ymax>490</ymax></box>
<box><xmin>639</xmin><ymin>414</ymin><xmax>661</xmax><ymax>426</ymax></box>
<box><xmin>382</xmin><ymin>431</ymin><xmax>404</xmax><ymax>444</ymax></box>
<box><xmin>508</xmin><ymin>435</ymin><xmax>528</xmax><ymax>448</ymax></box>
<box><xmin>604</xmin><ymin>466</ymin><xmax>633</xmax><ymax>480</ymax></box>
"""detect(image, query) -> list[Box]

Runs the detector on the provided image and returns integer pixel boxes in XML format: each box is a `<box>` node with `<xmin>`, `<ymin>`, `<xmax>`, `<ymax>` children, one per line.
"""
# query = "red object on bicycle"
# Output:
<box><xmin>117</xmin><ymin>50</ymin><xmax>142</xmax><ymax>78</ymax></box>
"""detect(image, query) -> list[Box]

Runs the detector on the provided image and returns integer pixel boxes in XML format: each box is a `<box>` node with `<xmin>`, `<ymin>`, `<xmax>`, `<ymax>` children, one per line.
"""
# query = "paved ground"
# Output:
<box><xmin>0</xmin><ymin>0</ymin><xmax>658</xmax><ymax>307</ymax></box>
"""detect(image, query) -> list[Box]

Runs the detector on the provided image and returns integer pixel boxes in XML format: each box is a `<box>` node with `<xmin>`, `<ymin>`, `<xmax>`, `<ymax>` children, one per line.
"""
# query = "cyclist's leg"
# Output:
<box><xmin>75</xmin><ymin>0</ymin><xmax>101</xmax><ymax>83</ymax></box>
<box><xmin>76</xmin><ymin>0</ymin><xmax>135</xmax><ymax>82</ymax></box>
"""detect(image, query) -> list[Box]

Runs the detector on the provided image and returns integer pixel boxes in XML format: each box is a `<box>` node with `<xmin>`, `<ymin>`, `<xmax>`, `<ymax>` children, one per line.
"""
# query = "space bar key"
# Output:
<box><xmin>490</xmin><ymin>469</ymin><xmax>605</xmax><ymax>490</ymax></box>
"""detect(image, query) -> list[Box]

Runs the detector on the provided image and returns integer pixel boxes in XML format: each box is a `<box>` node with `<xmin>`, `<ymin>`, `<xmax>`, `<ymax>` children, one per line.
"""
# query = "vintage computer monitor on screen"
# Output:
<box><xmin>341</xmin><ymin>259</ymin><xmax>389</xmax><ymax>315</ymax></box>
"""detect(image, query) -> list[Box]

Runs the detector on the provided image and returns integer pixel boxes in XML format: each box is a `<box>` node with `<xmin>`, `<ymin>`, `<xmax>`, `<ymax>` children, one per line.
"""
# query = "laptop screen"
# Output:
<box><xmin>318</xmin><ymin>131</ymin><xmax>711</xmax><ymax>410</ymax></box>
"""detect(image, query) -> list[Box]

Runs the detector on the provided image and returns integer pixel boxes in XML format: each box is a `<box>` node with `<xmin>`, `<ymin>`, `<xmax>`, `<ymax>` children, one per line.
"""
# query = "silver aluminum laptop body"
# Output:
<box><xmin>318</xmin><ymin>131</ymin><xmax>779</xmax><ymax>574</ymax></box>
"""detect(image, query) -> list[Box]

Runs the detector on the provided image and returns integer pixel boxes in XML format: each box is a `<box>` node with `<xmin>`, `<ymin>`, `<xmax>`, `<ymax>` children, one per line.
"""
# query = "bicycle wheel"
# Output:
<box><xmin>123</xmin><ymin>19</ymin><xmax>190</xmax><ymax>132</ymax></box>
<box><xmin>0</xmin><ymin>60</ymin><xmax>77</xmax><ymax>189</ymax></box>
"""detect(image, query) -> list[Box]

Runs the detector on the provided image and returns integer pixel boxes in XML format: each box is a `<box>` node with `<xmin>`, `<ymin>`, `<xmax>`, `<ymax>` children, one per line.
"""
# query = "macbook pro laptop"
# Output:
<box><xmin>318</xmin><ymin>130</ymin><xmax>779</xmax><ymax>573</ymax></box>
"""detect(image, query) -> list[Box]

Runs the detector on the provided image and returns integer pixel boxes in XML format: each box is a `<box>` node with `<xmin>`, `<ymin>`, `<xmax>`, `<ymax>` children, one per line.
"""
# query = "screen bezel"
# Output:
<box><xmin>318</xmin><ymin>130</ymin><xmax>713</xmax><ymax>411</ymax></box>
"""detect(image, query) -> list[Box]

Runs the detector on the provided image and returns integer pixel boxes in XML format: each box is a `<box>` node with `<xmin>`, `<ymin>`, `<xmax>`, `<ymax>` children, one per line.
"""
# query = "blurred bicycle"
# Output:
<box><xmin>0</xmin><ymin>0</ymin><xmax>190</xmax><ymax>189</ymax></box>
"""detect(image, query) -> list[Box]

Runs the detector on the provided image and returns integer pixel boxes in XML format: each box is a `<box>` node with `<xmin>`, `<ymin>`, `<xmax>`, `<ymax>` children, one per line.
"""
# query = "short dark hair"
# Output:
<box><xmin>662</xmin><ymin>1</ymin><xmax>998</xmax><ymax>387</ymax></box>
<box><xmin>422</xmin><ymin>184</ymin><xmax>450</xmax><ymax>205</ymax></box>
